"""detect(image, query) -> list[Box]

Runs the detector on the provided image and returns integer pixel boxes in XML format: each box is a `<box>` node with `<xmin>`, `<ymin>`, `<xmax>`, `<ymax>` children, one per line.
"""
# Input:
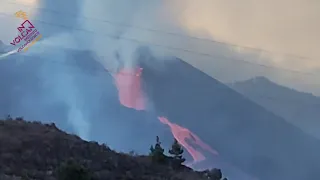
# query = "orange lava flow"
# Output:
<box><xmin>113</xmin><ymin>67</ymin><xmax>218</xmax><ymax>164</ymax></box>
<box><xmin>158</xmin><ymin>117</ymin><xmax>219</xmax><ymax>163</ymax></box>
<box><xmin>112</xmin><ymin>66</ymin><xmax>257</xmax><ymax>178</ymax></box>
<box><xmin>114</xmin><ymin>67</ymin><xmax>145</xmax><ymax>110</ymax></box>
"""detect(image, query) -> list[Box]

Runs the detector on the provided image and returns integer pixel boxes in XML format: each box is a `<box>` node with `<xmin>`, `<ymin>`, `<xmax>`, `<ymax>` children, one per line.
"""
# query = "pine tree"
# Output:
<box><xmin>168</xmin><ymin>138</ymin><xmax>186</xmax><ymax>167</ymax></box>
<box><xmin>149</xmin><ymin>136</ymin><xmax>166</xmax><ymax>163</ymax></box>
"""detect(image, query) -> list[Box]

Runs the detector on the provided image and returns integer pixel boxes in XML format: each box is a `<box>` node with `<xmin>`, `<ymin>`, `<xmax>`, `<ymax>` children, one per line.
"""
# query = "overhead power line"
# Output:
<box><xmin>1</xmin><ymin>42</ymin><xmax>320</xmax><ymax>106</ymax></box>
<box><xmin>2</xmin><ymin>0</ymin><xmax>316</xmax><ymax>60</ymax></box>
<box><xmin>0</xmin><ymin>12</ymin><xmax>317</xmax><ymax>77</ymax></box>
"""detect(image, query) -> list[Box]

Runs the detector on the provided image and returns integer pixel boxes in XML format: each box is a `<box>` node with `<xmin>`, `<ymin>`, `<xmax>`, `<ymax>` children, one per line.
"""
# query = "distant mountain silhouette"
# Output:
<box><xmin>229</xmin><ymin>76</ymin><xmax>320</xmax><ymax>139</ymax></box>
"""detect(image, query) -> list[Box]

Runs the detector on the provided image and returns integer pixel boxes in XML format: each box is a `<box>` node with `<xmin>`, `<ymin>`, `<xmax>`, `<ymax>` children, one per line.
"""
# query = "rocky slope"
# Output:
<box><xmin>0</xmin><ymin>118</ymin><xmax>226</xmax><ymax>180</ymax></box>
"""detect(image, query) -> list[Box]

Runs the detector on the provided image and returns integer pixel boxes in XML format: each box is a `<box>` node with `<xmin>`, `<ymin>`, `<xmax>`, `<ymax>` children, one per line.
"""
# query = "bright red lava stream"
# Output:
<box><xmin>158</xmin><ymin>117</ymin><xmax>219</xmax><ymax>162</ymax></box>
<box><xmin>112</xmin><ymin>66</ymin><xmax>259</xmax><ymax>179</ymax></box>
<box><xmin>113</xmin><ymin>67</ymin><xmax>219</xmax><ymax>164</ymax></box>
<box><xmin>114</xmin><ymin>67</ymin><xmax>145</xmax><ymax>110</ymax></box>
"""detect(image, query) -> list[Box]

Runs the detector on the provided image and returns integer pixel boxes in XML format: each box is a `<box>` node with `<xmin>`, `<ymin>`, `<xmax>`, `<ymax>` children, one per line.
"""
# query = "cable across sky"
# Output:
<box><xmin>2</xmin><ymin>0</ymin><xmax>316</xmax><ymax>61</ymax></box>
<box><xmin>0</xmin><ymin>11</ymin><xmax>317</xmax><ymax>77</ymax></box>
<box><xmin>2</xmin><ymin>42</ymin><xmax>320</xmax><ymax>106</ymax></box>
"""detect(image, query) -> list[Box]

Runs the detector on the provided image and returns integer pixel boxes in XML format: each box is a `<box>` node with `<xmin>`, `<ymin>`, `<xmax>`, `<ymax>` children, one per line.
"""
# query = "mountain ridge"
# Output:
<box><xmin>230</xmin><ymin>76</ymin><xmax>319</xmax><ymax>99</ymax></box>
<box><xmin>229</xmin><ymin>76</ymin><xmax>320</xmax><ymax>139</ymax></box>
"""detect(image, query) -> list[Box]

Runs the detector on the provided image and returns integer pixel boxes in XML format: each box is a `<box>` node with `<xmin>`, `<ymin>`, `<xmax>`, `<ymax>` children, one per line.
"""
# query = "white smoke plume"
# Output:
<box><xmin>2</xmin><ymin>0</ymin><xmax>319</xmax><ymax>94</ymax></box>
<box><xmin>79</xmin><ymin>0</ymin><xmax>320</xmax><ymax>95</ymax></box>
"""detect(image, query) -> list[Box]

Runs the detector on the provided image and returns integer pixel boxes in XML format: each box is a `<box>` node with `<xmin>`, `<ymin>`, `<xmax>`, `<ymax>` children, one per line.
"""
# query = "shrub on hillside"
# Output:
<box><xmin>56</xmin><ymin>160</ymin><xmax>93</xmax><ymax>180</ymax></box>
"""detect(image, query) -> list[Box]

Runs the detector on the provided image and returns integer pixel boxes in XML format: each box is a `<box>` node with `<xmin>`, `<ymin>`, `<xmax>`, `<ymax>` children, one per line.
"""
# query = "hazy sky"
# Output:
<box><xmin>0</xmin><ymin>0</ymin><xmax>319</xmax><ymax>95</ymax></box>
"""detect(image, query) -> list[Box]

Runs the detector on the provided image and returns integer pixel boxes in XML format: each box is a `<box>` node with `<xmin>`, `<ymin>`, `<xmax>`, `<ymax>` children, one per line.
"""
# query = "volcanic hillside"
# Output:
<box><xmin>0</xmin><ymin>118</ymin><xmax>228</xmax><ymax>180</ymax></box>
<box><xmin>1</xmin><ymin>45</ymin><xmax>320</xmax><ymax>180</ymax></box>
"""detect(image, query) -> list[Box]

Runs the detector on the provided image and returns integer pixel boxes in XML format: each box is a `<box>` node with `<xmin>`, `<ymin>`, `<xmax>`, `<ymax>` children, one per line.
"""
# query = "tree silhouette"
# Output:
<box><xmin>168</xmin><ymin>138</ymin><xmax>186</xmax><ymax>168</ymax></box>
<box><xmin>149</xmin><ymin>136</ymin><xmax>166</xmax><ymax>163</ymax></box>
<box><xmin>203</xmin><ymin>168</ymin><xmax>229</xmax><ymax>180</ymax></box>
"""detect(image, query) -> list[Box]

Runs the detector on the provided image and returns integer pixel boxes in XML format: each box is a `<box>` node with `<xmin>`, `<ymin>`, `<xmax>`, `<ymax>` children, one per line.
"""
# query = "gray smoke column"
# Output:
<box><xmin>79</xmin><ymin>0</ymin><xmax>171</xmax><ymax>70</ymax></box>
<box><xmin>77</xmin><ymin>0</ymin><xmax>320</xmax><ymax>95</ymax></box>
<box><xmin>41</xmin><ymin>62</ymin><xmax>90</xmax><ymax>140</ymax></box>
<box><xmin>0</xmin><ymin>0</ymin><xmax>145</xmax><ymax>140</ymax></box>
<box><xmin>36</xmin><ymin>0</ymin><xmax>81</xmax><ymax>38</ymax></box>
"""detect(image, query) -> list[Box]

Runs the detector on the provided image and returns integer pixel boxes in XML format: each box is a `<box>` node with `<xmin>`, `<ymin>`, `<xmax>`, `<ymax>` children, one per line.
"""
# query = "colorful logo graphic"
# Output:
<box><xmin>10</xmin><ymin>10</ymin><xmax>42</xmax><ymax>52</ymax></box>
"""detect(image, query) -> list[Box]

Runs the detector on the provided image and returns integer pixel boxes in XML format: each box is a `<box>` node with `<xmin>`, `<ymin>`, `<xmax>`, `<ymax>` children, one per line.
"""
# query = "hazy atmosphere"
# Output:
<box><xmin>0</xmin><ymin>0</ymin><xmax>319</xmax><ymax>180</ymax></box>
<box><xmin>1</xmin><ymin>0</ymin><xmax>319</xmax><ymax>95</ymax></box>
